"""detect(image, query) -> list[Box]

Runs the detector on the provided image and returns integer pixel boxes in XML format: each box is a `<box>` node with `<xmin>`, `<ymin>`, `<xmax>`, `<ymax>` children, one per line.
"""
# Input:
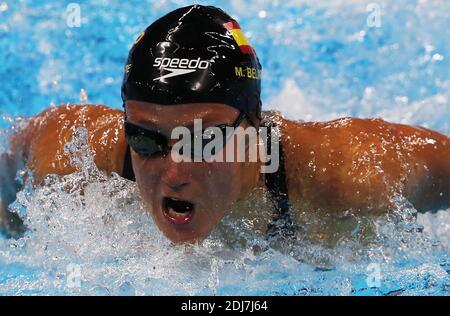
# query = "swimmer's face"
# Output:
<box><xmin>125</xmin><ymin>101</ymin><xmax>260</xmax><ymax>243</ymax></box>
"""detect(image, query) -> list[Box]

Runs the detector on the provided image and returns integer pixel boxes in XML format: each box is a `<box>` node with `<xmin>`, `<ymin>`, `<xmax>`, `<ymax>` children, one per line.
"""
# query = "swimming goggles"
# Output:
<box><xmin>124</xmin><ymin>112</ymin><xmax>246</xmax><ymax>159</ymax></box>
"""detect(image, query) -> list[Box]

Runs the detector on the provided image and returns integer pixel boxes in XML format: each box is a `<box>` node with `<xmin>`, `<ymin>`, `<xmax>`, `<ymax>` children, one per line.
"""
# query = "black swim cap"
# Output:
<box><xmin>121</xmin><ymin>4</ymin><xmax>262</xmax><ymax>126</ymax></box>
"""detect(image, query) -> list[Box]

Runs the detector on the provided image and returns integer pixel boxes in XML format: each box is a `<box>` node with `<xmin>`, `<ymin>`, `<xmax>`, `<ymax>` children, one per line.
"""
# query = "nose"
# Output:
<box><xmin>161</xmin><ymin>160</ymin><xmax>191</xmax><ymax>192</ymax></box>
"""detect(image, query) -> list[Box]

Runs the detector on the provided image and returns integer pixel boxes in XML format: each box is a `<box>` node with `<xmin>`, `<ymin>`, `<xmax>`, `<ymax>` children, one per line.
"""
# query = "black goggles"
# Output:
<box><xmin>124</xmin><ymin>112</ymin><xmax>247</xmax><ymax>159</ymax></box>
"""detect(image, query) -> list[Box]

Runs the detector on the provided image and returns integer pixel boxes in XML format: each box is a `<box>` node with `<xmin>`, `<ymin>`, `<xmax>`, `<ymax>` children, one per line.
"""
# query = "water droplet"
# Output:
<box><xmin>0</xmin><ymin>2</ymin><xmax>8</xmax><ymax>12</ymax></box>
<box><xmin>79</xmin><ymin>89</ymin><xmax>88</xmax><ymax>104</ymax></box>
<box><xmin>258</xmin><ymin>10</ymin><xmax>267</xmax><ymax>18</ymax></box>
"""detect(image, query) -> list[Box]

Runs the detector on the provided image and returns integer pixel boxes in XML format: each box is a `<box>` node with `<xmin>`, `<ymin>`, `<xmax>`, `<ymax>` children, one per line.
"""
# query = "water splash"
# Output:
<box><xmin>0</xmin><ymin>127</ymin><xmax>448</xmax><ymax>295</ymax></box>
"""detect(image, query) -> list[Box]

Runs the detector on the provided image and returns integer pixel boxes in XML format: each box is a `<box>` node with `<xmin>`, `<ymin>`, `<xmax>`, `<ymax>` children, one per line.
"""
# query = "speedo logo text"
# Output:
<box><xmin>153</xmin><ymin>57</ymin><xmax>210</xmax><ymax>81</ymax></box>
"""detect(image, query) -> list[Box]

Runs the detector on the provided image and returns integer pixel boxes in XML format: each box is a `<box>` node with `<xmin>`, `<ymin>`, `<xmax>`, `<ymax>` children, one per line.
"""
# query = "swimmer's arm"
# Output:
<box><xmin>13</xmin><ymin>104</ymin><xmax>128</xmax><ymax>185</ymax></box>
<box><xmin>0</xmin><ymin>115</ymin><xmax>41</xmax><ymax>235</ymax></box>
<box><xmin>0</xmin><ymin>149</ymin><xmax>26</xmax><ymax>235</ymax></box>
<box><xmin>394</xmin><ymin>124</ymin><xmax>450</xmax><ymax>211</ymax></box>
<box><xmin>280</xmin><ymin>117</ymin><xmax>450</xmax><ymax>214</ymax></box>
<box><xmin>1</xmin><ymin>105</ymin><xmax>129</xmax><ymax>235</ymax></box>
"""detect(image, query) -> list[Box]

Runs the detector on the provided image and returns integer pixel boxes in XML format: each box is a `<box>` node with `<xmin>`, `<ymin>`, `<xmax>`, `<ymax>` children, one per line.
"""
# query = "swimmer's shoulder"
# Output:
<box><xmin>31</xmin><ymin>103</ymin><xmax>124</xmax><ymax>128</ymax></box>
<box><xmin>13</xmin><ymin>104</ymin><xmax>128</xmax><ymax>184</ymax></box>
<box><xmin>264</xmin><ymin>113</ymin><xmax>449</xmax><ymax>144</ymax></box>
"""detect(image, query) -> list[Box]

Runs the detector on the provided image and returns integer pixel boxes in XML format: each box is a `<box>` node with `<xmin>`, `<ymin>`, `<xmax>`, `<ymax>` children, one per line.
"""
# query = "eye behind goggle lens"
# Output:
<box><xmin>124</xmin><ymin>118</ymin><xmax>241</xmax><ymax>160</ymax></box>
<box><xmin>128</xmin><ymin>134</ymin><xmax>167</xmax><ymax>157</ymax></box>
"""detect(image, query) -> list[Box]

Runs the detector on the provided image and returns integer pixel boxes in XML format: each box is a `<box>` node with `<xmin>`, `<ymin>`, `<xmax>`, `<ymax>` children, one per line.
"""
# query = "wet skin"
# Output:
<box><xmin>1</xmin><ymin>103</ymin><xmax>449</xmax><ymax>243</ymax></box>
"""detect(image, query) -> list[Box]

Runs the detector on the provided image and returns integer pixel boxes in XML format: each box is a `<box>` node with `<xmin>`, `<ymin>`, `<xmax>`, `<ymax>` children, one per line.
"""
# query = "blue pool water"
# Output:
<box><xmin>0</xmin><ymin>0</ymin><xmax>449</xmax><ymax>295</ymax></box>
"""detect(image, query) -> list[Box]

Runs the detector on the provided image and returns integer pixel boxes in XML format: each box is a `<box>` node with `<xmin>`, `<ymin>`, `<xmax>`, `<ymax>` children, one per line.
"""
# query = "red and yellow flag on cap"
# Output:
<box><xmin>223</xmin><ymin>21</ymin><xmax>255</xmax><ymax>55</ymax></box>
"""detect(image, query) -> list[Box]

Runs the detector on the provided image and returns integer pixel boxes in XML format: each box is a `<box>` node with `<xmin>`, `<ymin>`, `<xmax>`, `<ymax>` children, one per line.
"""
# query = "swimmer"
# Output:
<box><xmin>1</xmin><ymin>5</ymin><xmax>449</xmax><ymax>245</ymax></box>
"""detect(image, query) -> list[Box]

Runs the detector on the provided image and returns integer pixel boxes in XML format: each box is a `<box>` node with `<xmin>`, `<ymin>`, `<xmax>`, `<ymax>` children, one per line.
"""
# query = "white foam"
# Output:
<box><xmin>0</xmin><ymin>127</ymin><xmax>447</xmax><ymax>295</ymax></box>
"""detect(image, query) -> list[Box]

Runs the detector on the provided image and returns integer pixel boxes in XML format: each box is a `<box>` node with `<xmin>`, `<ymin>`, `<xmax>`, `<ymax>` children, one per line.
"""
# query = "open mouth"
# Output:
<box><xmin>162</xmin><ymin>197</ymin><xmax>195</xmax><ymax>225</ymax></box>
